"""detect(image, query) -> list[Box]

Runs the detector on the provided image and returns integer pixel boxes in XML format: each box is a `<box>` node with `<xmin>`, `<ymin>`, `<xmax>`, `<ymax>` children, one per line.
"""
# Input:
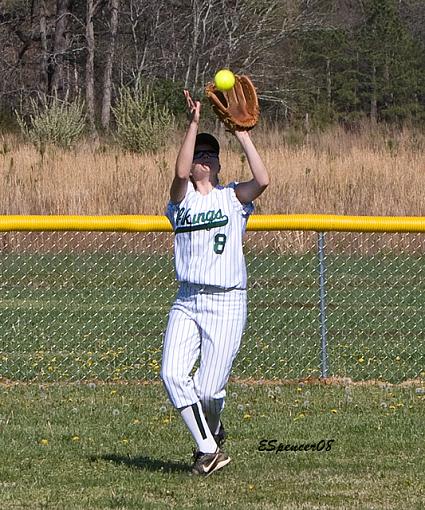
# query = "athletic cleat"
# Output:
<box><xmin>191</xmin><ymin>448</ymin><xmax>231</xmax><ymax>477</ymax></box>
<box><xmin>214</xmin><ymin>422</ymin><xmax>227</xmax><ymax>448</ymax></box>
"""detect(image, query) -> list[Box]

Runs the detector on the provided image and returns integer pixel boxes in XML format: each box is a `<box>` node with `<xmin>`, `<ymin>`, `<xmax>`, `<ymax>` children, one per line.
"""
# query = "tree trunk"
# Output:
<box><xmin>370</xmin><ymin>63</ymin><xmax>377</xmax><ymax>122</ymax></box>
<box><xmin>101</xmin><ymin>0</ymin><xmax>119</xmax><ymax>131</ymax></box>
<box><xmin>39</xmin><ymin>0</ymin><xmax>49</xmax><ymax>94</ymax></box>
<box><xmin>384</xmin><ymin>57</ymin><xmax>391</xmax><ymax>108</ymax></box>
<box><xmin>86</xmin><ymin>0</ymin><xmax>97</xmax><ymax>136</ymax></box>
<box><xmin>50</xmin><ymin>0</ymin><xmax>72</xmax><ymax>98</ymax></box>
<box><xmin>326</xmin><ymin>57</ymin><xmax>331</xmax><ymax>111</ymax></box>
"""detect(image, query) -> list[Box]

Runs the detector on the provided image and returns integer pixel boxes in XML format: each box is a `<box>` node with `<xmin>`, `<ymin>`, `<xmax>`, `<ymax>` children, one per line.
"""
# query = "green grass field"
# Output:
<box><xmin>1</xmin><ymin>245</ymin><xmax>424</xmax><ymax>508</ymax></box>
<box><xmin>0</xmin><ymin>249</ymin><xmax>424</xmax><ymax>383</ymax></box>
<box><xmin>0</xmin><ymin>381</ymin><xmax>424</xmax><ymax>509</ymax></box>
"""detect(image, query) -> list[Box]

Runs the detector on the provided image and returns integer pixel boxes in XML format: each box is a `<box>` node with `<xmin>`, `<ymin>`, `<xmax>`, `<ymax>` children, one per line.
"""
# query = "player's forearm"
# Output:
<box><xmin>236</xmin><ymin>132</ymin><xmax>269</xmax><ymax>187</ymax></box>
<box><xmin>175</xmin><ymin>121</ymin><xmax>198</xmax><ymax>179</ymax></box>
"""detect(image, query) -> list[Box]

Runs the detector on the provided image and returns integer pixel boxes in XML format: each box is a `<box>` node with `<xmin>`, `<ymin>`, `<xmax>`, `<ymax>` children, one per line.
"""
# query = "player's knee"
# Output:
<box><xmin>198</xmin><ymin>390</ymin><xmax>217</xmax><ymax>407</ymax></box>
<box><xmin>160</xmin><ymin>367</ymin><xmax>181</xmax><ymax>392</ymax></box>
<box><xmin>160</xmin><ymin>366</ymin><xmax>171</xmax><ymax>386</ymax></box>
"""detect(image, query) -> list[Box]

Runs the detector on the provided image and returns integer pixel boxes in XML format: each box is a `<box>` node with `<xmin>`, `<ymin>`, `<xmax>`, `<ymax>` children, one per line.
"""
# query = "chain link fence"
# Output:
<box><xmin>0</xmin><ymin>228</ymin><xmax>424</xmax><ymax>383</ymax></box>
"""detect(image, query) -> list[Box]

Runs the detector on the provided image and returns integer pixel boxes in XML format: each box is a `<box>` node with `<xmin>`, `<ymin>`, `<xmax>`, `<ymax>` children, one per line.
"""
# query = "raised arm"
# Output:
<box><xmin>233</xmin><ymin>130</ymin><xmax>269</xmax><ymax>204</ymax></box>
<box><xmin>170</xmin><ymin>91</ymin><xmax>200</xmax><ymax>204</ymax></box>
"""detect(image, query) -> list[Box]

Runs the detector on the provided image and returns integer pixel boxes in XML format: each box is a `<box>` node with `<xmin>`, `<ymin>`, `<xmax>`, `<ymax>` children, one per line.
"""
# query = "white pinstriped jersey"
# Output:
<box><xmin>166</xmin><ymin>182</ymin><xmax>254</xmax><ymax>289</ymax></box>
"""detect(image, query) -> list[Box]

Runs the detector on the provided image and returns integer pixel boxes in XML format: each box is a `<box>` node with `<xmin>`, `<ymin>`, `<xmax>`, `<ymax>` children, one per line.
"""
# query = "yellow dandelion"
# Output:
<box><xmin>39</xmin><ymin>439</ymin><xmax>49</xmax><ymax>446</ymax></box>
<box><xmin>132</xmin><ymin>419</ymin><xmax>141</xmax><ymax>425</ymax></box>
<box><xmin>71</xmin><ymin>436</ymin><xmax>80</xmax><ymax>442</ymax></box>
<box><xmin>121</xmin><ymin>438</ymin><xmax>129</xmax><ymax>444</ymax></box>
<box><xmin>357</xmin><ymin>356</ymin><xmax>365</xmax><ymax>363</ymax></box>
<box><xmin>331</xmin><ymin>409</ymin><xmax>337</xmax><ymax>414</ymax></box>
<box><xmin>389</xmin><ymin>405</ymin><xmax>396</xmax><ymax>410</ymax></box>
<box><xmin>297</xmin><ymin>387</ymin><xmax>302</xmax><ymax>392</ymax></box>
<box><xmin>248</xmin><ymin>484</ymin><xmax>255</xmax><ymax>491</ymax></box>
<box><xmin>110</xmin><ymin>390</ymin><xmax>117</xmax><ymax>395</ymax></box>
<box><xmin>243</xmin><ymin>413</ymin><xmax>251</xmax><ymax>420</ymax></box>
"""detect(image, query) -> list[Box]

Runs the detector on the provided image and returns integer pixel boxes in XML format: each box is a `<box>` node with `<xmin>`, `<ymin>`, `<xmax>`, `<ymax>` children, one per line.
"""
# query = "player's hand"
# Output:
<box><xmin>184</xmin><ymin>90</ymin><xmax>201</xmax><ymax>124</ymax></box>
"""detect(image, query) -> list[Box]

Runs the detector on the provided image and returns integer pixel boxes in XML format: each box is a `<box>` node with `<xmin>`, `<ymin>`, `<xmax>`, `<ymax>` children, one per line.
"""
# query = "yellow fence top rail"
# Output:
<box><xmin>1</xmin><ymin>214</ymin><xmax>425</xmax><ymax>233</ymax></box>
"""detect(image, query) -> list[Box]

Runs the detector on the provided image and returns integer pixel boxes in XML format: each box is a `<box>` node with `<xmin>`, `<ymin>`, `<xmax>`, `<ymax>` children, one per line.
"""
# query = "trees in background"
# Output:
<box><xmin>294</xmin><ymin>0</ymin><xmax>425</xmax><ymax>126</ymax></box>
<box><xmin>0</xmin><ymin>0</ymin><xmax>424</xmax><ymax>132</ymax></box>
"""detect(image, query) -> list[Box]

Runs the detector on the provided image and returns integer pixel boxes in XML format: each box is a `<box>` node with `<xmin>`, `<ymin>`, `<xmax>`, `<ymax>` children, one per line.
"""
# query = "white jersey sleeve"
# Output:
<box><xmin>225</xmin><ymin>181</ymin><xmax>254</xmax><ymax>219</ymax></box>
<box><xmin>166</xmin><ymin>182</ymin><xmax>195</xmax><ymax>229</ymax></box>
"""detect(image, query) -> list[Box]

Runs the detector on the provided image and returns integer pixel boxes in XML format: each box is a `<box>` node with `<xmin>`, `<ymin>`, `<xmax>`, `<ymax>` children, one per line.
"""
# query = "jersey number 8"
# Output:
<box><xmin>213</xmin><ymin>233</ymin><xmax>227</xmax><ymax>254</ymax></box>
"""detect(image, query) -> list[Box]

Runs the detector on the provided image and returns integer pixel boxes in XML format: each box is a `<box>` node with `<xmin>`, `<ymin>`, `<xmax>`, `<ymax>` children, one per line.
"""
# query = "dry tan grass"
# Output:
<box><xmin>1</xmin><ymin>124</ymin><xmax>425</xmax><ymax>216</ymax></box>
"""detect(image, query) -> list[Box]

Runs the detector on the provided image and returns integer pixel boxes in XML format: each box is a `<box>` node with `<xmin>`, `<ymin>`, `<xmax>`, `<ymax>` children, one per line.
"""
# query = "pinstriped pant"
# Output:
<box><xmin>161</xmin><ymin>282</ymin><xmax>247</xmax><ymax>414</ymax></box>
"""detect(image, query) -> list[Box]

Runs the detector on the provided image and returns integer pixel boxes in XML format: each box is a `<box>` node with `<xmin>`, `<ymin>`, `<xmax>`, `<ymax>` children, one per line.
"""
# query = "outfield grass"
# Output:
<box><xmin>0</xmin><ymin>381</ymin><xmax>424</xmax><ymax>509</ymax></box>
<box><xmin>1</xmin><ymin>248</ymin><xmax>424</xmax><ymax>383</ymax></box>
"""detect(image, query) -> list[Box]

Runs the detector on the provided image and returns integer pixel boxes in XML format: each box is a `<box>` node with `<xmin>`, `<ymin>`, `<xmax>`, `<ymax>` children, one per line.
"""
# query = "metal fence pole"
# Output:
<box><xmin>317</xmin><ymin>231</ymin><xmax>329</xmax><ymax>378</ymax></box>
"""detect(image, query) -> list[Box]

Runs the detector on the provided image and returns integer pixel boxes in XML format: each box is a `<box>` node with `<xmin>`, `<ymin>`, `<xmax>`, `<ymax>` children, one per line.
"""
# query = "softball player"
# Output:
<box><xmin>161</xmin><ymin>90</ymin><xmax>269</xmax><ymax>476</ymax></box>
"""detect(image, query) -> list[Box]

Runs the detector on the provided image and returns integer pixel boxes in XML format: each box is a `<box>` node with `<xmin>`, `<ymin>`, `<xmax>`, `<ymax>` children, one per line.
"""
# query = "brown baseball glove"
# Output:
<box><xmin>205</xmin><ymin>75</ymin><xmax>259</xmax><ymax>131</ymax></box>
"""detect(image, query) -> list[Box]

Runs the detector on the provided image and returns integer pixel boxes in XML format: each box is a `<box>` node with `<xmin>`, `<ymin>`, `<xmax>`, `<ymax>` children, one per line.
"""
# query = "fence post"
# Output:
<box><xmin>317</xmin><ymin>232</ymin><xmax>329</xmax><ymax>378</ymax></box>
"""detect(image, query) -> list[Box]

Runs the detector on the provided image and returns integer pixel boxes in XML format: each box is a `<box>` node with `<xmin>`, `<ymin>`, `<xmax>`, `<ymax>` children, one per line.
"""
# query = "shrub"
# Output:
<box><xmin>15</xmin><ymin>94</ymin><xmax>86</xmax><ymax>149</ymax></box>
<box><xmin>137</xmin><ymin>78</ymin><xmax>186</xmax><ymax>117</ymax></box>
<box><xmin>113</xmin><ymin>84</ymin><xmax>175</xmax><ymax>154</ymax></box>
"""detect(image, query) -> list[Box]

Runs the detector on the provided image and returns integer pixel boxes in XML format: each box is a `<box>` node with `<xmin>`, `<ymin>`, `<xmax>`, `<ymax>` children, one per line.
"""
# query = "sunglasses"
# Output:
<box><xmin>193</xmin><ymin>150</ymin><xmax>219</xmax><ymax>160</ymax></box>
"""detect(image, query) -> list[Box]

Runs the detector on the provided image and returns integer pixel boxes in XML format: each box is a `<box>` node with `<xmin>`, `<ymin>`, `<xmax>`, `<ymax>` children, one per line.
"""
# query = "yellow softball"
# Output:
<box><xmin>214</xmin><ymin>69</ymin><xmax>236</xmax><ymax>91</ymax></box>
